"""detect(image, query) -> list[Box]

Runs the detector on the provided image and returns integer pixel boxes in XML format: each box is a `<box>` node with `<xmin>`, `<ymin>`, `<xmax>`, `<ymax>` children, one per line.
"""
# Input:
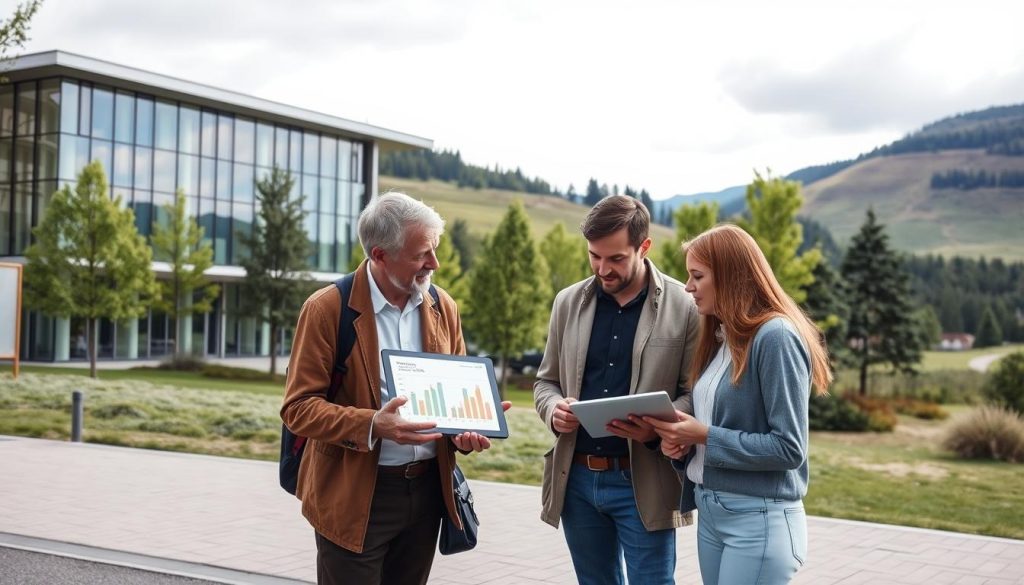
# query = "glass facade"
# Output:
<box><xmin>2</xmin><ymin>76</ymin><xmax>371</xmax><ymax>361</ymax></box>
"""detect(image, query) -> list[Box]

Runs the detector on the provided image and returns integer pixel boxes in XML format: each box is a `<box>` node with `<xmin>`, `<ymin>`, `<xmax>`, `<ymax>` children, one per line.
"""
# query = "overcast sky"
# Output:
<box><xmin>19</xmin><ymin>0</ymin><xmax>1024</xmax><ymax>199</ymax></box>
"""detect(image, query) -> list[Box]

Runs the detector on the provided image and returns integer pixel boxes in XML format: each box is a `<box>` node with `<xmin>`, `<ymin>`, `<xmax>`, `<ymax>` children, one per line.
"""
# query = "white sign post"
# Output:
<box><xmin>0</xmin><ymin>262</ymin><xmax>23</xmax><ymax>379</ymax></box>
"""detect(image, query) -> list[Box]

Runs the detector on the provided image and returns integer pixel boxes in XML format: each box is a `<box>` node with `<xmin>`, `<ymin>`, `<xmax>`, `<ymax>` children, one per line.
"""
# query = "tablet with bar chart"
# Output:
<box><xmin>381</xmin><ymin>350</ymin><xmax>509</xmax><ymax>438</ymax></box>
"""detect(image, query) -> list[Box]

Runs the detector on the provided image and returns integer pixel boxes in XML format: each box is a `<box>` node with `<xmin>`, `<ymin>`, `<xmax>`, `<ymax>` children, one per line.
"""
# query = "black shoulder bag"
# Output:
<box><xmin>439</xmin><ymin>464</ymin><xmax>479</xmax><ymax>554</ymax></box>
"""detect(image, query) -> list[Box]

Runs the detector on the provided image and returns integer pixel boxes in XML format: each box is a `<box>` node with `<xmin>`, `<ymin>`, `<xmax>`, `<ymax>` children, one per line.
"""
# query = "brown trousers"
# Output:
<box><xmin>315</xmin><ymin>461</ymin><xmax>443</xmax><ymax>585</ymax></box>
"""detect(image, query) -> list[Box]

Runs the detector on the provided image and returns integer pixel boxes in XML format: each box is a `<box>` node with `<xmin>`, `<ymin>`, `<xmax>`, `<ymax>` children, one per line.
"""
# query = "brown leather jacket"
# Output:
<box><xmin>280</xmin><ymin>261</ymin><xmax>466</xmax><ymax>553</ymax></box>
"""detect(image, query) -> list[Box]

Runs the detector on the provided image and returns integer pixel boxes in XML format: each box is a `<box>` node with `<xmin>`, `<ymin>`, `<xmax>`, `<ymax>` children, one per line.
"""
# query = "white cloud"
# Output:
<box><xmin>18</xmin><ymin>0</ymin><xmax>1024</xmax><ymax>199</ymax></box>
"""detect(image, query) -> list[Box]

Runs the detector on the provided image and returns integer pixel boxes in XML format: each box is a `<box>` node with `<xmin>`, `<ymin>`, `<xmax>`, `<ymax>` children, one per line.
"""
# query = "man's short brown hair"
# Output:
<box><xmin>580</xmin><ymin>195</ymin><xmax>651</xmax><ymax>248</ymax></box>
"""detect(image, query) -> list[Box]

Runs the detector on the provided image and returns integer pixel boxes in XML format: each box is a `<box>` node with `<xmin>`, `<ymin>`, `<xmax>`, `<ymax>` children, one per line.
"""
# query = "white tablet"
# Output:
<box><xmin>381</xmin><ymin>349</ymin><xmax>509</xmax><ymax>438</ymax></box>
<box><xmin>568</xmin><ymin>391</ymin><xmax>677</xmax><ymax>438</ymax></box>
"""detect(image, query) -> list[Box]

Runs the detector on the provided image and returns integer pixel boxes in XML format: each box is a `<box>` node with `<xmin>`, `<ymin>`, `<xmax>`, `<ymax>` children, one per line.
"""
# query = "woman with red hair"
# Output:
<box><xmin>643</xmin><ymin>224</ymin><xmax>832</xmax><ymax>584</ymax></box>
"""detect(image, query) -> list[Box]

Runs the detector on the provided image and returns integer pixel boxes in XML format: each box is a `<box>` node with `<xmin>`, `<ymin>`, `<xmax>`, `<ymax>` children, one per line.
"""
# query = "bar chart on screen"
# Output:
<box><xmin>385</xmin><ymin>352</ymin><xmax>503</xmax><ymax>433</ymax></box>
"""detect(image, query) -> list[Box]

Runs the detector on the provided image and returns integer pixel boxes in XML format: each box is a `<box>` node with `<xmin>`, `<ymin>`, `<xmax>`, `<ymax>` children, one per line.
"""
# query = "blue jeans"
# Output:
<box><xmin>695</xmin><ymin>485</ymin><xmax>806</xmax><ymax>585</ymax></box>
<box><xmin>561</xmin><ymin>463</ymin><xmax>676</xmax><ymax>585</ymax></box>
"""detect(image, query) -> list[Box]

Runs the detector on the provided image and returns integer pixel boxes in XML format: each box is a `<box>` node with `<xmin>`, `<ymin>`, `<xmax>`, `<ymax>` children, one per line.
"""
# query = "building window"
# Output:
<box><xmin>154</xmin><ymin>100</ymin><xmax>177</xmax><ymax>151</ymax></box>
<box><xmin>1</xmin><ymin>83</ymin><xmax>15</xmax><ymax>136</ymax></box>
<box><xmin>16</xmin><ymin>82</ymin><xmax>36</xmax><ymax>137</ymax></box>
<box><xmin>234</xmin><ymin>117</ymin><xmax>254</xmax><ymax>164</ymax></box>
<box><xmin>217</xmin><ymin>114</ymin><xmax>233</xmax><ymax>160</ymax></box>
<box><xmin>135</xmin><ymin>97</ymin><xmax>154</xmax><ymax>147</ymax></box>
<box><xmin>178</xmin><ymin>106</ymin><xmax>200</xmax><ymax>154</ymax></box>
<box><xmin>39</xmin><ymin>79</ymin><xmax>60</xmax><ymax>134</ymax></box>
<box><xmin>91</xmin><ymin>87</ymin><xmax>114</xmax><ymax>140</ymax></box>
<box><xmin>114</xmin><ymin>91</ymin><xmax>134</xmax><ymax>144</ymax></box>
<box><xmin>255</xmin><ymin>122</ymin><xmax>273</xmax><ymax>168</ymax></box>
<box><xmin>200</xmin><ymin>111</ymin><xmax>216</xmax><ymax>158</ymax></box>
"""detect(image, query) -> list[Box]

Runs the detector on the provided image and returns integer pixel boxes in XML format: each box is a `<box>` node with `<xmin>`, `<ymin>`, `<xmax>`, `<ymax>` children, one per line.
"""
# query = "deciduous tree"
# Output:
<box><xmin>465</xmin><ymin>200</ymin><xmax>550</xmax><ymax>396</ymax></box>
<box><xmin>657</xmin><ymin>201</ymin><xmax>718</xmax><ymax>282</ymax></box>
<box><xmin>24</xmin><ymin>161</ymin><xmax>157</xmax><ymax>377</ymax></box>
<box><xmin>539</xmin><ymin>222</ymin><xmax>588</xmax><ymax>309</ymax></box>
<box><xmin>739</xmin><ymin>172</ymin><xmax>820</xmax><ymax>303</ymax></box>
<box><xmin>150</xmin><ymin>189</ymin><xmax>219</xmax><ymax>358</ymax></box>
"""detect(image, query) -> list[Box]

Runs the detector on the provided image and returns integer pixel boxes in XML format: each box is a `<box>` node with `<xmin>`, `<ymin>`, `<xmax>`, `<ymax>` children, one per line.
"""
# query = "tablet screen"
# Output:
<box><xmin>381</xmin><ymin>349</ymin><xmax>510</xmax><ymax>438</ymax></box>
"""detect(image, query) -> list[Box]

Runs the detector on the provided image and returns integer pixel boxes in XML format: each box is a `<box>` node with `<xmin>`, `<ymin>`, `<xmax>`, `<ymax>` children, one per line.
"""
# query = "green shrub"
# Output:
<box><xmin>943</xmin><ymin>405</ymin><xmax>1024</xmax><ymax>463</ymax></box>
<box><xmin>809</xmin><ymin>394</ymin><xmax>871</xmax><ymax>431</ymax></box>
<box><xmin>892</xmin><ymin>398</ymin><xmax>949</xmax><ymax>420</ymax></box>
<box><xmin>201</xmin><ymin>364</ymin><xmax>285</xmax><ymax>384</ymax></box>
<box><xmin>137</xmin><ymin>419</ymin><xmax>208</xmax><ymax>438</ymax></box>
<box><xmin>90</xmin><ymin>402</ymin><xmax>151</xmax><ymax>420</ymax></box>
<box><xmin>157</xmin><ymin>354</ymin><xmax>207</xmax><ymax>372</ymax></box>
<box><xmin>847</xmin><ymin>395</ymin><xmax>898</xmax><ymax>432</ymax></box>
<box><xmin>833</xmin><ymin>369</ymin><xmax>985</xmax><ymax>404</ymax></box>
<box><xmin>983</xmin><ymin>352</ymin><xmax>1024</xmax><ymax>415</ymax></box>
<box><xmin>211</xmin><ymin>414</ymin><xmax>276</xmax><ymax>439</ymax></box>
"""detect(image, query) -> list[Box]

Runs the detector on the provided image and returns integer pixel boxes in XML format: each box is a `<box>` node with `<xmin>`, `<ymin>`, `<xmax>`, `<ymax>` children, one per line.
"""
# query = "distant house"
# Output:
<box><xmin>939</xmin><ymin>333</ymin><xmax>975</xmax><ymax>351</ymax></box>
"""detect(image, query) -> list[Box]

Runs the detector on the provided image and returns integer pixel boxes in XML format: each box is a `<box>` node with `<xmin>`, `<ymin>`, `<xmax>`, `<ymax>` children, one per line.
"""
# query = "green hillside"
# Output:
<box><xmin>380</xmin><ymin>176</ymin><xmax>676</xmax><ymax>243</ymax></box>
<box><xmin>801</xmin><ymin>150</ymin><xmax>1024</xmax><ymax>260</ymax></box>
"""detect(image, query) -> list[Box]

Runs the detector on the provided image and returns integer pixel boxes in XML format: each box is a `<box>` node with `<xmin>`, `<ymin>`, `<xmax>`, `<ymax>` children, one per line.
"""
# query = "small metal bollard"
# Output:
<box><xmin>71</xmin><ymin>390</ymin><xmax>83</xmax><ymax>442</ymax></box>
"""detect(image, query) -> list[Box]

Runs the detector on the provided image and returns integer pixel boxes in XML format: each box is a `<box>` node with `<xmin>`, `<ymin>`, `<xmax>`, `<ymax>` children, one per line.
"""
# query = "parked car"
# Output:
<box><xmin>508</xmin><ymin>350</ymin><xmax>544</xmax><ymax>375</ymax></box>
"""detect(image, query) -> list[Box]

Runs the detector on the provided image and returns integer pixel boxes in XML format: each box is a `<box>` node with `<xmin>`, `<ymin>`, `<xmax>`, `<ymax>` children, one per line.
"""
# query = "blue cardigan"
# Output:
<box><xmin>674</xmin><ymin>317</ymin><xmax>811</xmax><ymax>512</ymax></box>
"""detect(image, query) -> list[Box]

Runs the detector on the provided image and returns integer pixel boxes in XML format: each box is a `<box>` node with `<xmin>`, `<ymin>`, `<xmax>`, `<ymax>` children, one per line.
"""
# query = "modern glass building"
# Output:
<box><xmin>0</xmin><ymin>50</ymin><xmax>431</xmax><ymax>362</ymax></box>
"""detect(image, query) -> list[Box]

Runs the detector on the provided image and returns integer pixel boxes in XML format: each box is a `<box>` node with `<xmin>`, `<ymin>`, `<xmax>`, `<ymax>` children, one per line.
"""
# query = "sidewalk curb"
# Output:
<box><xmin>0</xmin><ymin>532</ymin><xmax>312</xmax><ymax>585</ymax></box>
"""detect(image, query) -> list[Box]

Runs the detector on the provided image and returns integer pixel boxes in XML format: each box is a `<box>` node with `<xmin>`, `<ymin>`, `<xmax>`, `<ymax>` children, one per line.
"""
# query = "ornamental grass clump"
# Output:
<box><xmin>942</xmin><ymin>405</ymin><xmax>1024</xmax><ymax>463</ymax></box>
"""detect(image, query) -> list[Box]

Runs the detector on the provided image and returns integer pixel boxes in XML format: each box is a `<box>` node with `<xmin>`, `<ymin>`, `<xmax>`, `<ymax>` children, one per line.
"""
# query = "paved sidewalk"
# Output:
<box><xmin>2</xmin><ymin>436</ymin><xmax>1022</xmax><ymax>585</ymax></box>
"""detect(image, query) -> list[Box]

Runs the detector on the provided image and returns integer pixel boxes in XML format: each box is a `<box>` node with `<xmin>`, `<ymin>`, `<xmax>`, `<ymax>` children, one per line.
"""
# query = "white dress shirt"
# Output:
<box><xmin>366</xmin><ymin>264</ymin><xmax>437</xmax><ymax>464</ymax></box>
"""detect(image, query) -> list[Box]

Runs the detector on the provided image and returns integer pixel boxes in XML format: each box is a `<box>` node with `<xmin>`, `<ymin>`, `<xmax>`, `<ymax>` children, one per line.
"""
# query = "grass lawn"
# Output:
<box><xmin>919</xmin><ymin>344</ymin><xmax>1022</xmax><ymax>372</ymax></box>
<box><xmin>2</xmin><ymin>370</ymin><xmax>1022</xmax><ymax>539</ymax></box>
<box><xmin>2</xmin><ymin>364</ymin><xmax>285</xmax><ymax>395</ymax></box>
<box><xmin>807</xmin><ymin>407</ymin><xmax>1024</xmax><ymax>539</ymax></box>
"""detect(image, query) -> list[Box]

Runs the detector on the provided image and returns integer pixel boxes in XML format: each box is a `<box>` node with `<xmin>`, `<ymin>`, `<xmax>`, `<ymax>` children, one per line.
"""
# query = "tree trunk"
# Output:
<box><xmin>172</xmin><ymin>279</ymin><xmax>181</xmax><ymax>360</ymax></box>
<box><xmin>88</xmin><ymin>318</ymin><xmax>98</xmax><ymax>379</ymax></box>
<box><xmin>499</xmin><ymin>354</ymin><xmax>507</xmax><ymax>401</ymax></box>
<box><xmin>859</xmin><ymin>343</ymin><xmax>868</xmax><ymax>396</ymax></box>
<box><xmin>269</xmin><ymin>323</ymin><xmax>278</xmax><ymax>376</ymax></box>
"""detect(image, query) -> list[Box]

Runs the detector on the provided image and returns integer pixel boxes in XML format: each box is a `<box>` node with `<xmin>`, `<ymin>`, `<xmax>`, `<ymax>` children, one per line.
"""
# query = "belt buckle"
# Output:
<box><xmin>586</xmin><ymin>455</ymin><xmax>608</xmax><ymax>472</ymax></box>
<box><xmin>404</xmin><ymin>461</ymin><xmax>421</xmax><ymax>479</ymax></box>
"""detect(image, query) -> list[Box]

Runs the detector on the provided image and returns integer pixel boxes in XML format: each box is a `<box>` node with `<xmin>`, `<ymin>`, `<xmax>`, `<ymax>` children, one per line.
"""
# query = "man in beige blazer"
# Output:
<box><xmin>534</xmin><ymin>195</ymin><xmax>700</xmax><ymax>585</ymax></box>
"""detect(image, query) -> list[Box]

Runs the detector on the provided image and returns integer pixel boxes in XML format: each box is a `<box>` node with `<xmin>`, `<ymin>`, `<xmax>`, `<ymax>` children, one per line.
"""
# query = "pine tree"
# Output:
<box><xmin>237</xmin><ymin>167</ymin><xmax>314</xmax><ymax>375</ymax></box>
<box><xmin>657</xmin><ymin>201</ymin><xmax>718</xmax><ymax>282</ymax></box>
<box><xmin>739</xmin><ymin>172</ymin><xmax>820</xmax><ymax>303</ymax></box>
<box><xmin>639</xmin><ymin>189</ymin><xmax>654</xmax><ymax>215</ymax></box>
<box><xmin>975</xmin><ymin>306</ymin><xmax>1004</xmax><ymax>348</ymax></box>
<box><xmin>24</xmin><ymin>161</ymin><xmax>158</xmax><ymax>378</ymax></box>
<box><xmin>539</xmin><ymin>222</ymin><xmax>589</xmax><ymax>309</ymax></box>
<box><xmin>431</xmin><ymin>232</ymin><xmax>468</xmax><ymax>308</ymax></box>
<box><xmin>465</xmin><ymin>200</ymin><xmax>550</xmax><ymax>397</ymax></box>
<box><xmin>150</xmin><ymin>189</ymin><xmax>219</xmax><ymax>359</ymax></box>
<box><xmin>914</xmin><ymin>305</ymin><xmax>943</xmax><ymax>349</ymax></box>
<box><xmin>448</xmin><ymin>218</ymin><xmax>476</xmax><ymax>273</ymax></box>
<box><xmin>804</xmin><ymin>257</ymin><xmax>849</xmax><ymax>367</ymax></box>
<box><xmin>584</xmin><ymin>179</ymin><xmax>602</xmax><ymax>206</ymax></box>
<box><xmin>842</xmin><ymin>209</ymin><xmax>924</xmax><ymax>395</ymax></box>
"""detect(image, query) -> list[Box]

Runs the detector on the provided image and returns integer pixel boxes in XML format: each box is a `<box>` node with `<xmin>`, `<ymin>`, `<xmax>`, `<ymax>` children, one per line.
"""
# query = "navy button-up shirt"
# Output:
<box><xmin>575</xmin><ymin>285</ymin><xmax>647</xmax><ymax>457</ymax></box>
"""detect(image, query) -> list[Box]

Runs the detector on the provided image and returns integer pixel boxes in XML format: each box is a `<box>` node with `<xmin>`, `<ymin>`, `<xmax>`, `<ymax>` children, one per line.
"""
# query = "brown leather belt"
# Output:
<box><xmin>573</xmin><ymin>453</ymin><xmax>630</xmax><ymax>471</ymax></box>
<box><xmin>378</xmin><ymin>459</ymin><xmax>437</xmax><ymax>479</ymax></box>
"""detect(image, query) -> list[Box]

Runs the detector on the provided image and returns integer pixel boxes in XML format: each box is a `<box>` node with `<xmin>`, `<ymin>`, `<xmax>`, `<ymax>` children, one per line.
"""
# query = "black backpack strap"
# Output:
<box><xmin>428</xmin><ymin>284</ymin><xmax>439</xmax><ymax>306</ymax></box>
<box><xmin>330</xmin><ymin>272</ymin><xmax>359</xmax><ymax>402</ymax></box>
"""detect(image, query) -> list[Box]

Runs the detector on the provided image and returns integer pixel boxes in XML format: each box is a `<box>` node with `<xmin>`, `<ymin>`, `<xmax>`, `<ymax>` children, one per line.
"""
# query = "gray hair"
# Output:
<box><xmin>357</xmin><ymin>191</ymin><xmax>445</xmax><ymax>257</ymax></box>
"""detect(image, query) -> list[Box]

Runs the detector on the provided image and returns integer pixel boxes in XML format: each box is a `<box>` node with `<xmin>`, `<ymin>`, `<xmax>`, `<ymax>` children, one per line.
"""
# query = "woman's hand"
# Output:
<box><xmin>642</xmin><ymin>410</ymin><xmax>710</xmax><ymax>445</ymax></box>
<box><xmin>660</xmin><ymin>440</ymin><xmax>691</xmax><ymax>460</ymax></box>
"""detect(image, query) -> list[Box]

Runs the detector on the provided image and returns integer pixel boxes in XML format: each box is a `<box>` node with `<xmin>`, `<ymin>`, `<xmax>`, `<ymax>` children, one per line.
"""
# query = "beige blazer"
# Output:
<box><xmin>534</xmin><ymin>259</ymin><xmax>700</xmax><ymax>530</ymax></box>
